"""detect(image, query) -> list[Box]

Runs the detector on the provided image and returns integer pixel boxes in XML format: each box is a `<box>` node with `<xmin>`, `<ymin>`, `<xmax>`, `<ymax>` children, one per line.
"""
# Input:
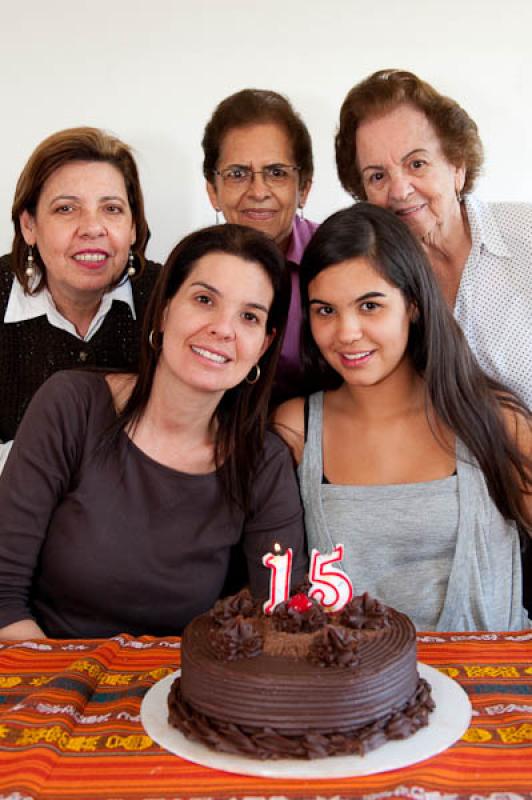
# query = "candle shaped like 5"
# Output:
<box><xmin>262</xmin><ymin>544</ymin><xmax>293</xmax><ymax>614</ymax></box>
<box><xmin>308</xmin><ymin>544</ymin><xmax>353</xmax><ymax>612</ymax></box>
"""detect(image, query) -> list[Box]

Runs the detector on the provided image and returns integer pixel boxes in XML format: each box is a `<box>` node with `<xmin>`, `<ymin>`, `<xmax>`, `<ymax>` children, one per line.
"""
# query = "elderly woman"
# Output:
<box><xmin>202</xmin><ymin>89</ymin><xmax>318</xmax><ymax>404</ymax></box>
<box><xmin>335</xmin><ymin>69</ymin><xmax>531</xmax><ymax>410</ymax></box>
<box><xmin>0</xmin><ymin>127</ymin><xmax>160</xmax><ymax>470</ymax></box>
<box><xmin>0</xmin><ymin>224</ymin><xmax>306</xmax><ymax>640</ymax></box>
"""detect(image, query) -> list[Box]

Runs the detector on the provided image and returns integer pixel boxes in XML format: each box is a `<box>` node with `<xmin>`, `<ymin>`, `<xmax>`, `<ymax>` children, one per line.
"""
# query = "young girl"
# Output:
<box><xmin>275</xmin><ymin>203</ymin><xmax>531</xmax><ymax>631</ymax></box>
<box><xmin>0</xmin><ymin>224</ymin><xmax>306</xmax><ymax>640</ymax></box>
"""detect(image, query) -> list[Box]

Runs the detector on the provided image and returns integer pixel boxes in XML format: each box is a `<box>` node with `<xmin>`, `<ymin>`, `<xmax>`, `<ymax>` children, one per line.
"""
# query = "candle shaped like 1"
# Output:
<box><xmin>308</xmin><ymin>543</ymin><xmax>353</xmax><ymax>612</ymax></box>
<box><xmin>262</xmin><ymin>543</ymin><xmax>293</xmax><ymax>614</ymax></box>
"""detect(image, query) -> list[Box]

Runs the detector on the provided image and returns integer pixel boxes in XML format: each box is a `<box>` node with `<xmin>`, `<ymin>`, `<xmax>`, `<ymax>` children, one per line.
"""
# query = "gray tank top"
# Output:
<box><xmin>298</xmin><ymin>392</ymin><xmax>530</xmax><ymax>631</ymax></box>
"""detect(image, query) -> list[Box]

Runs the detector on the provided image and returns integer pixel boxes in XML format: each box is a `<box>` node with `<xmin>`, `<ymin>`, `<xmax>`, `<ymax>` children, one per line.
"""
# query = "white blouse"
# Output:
<box><xmin>456</xmin><ymin>196</ymin><xmax>532</xmax><ymax>410</ymax></box>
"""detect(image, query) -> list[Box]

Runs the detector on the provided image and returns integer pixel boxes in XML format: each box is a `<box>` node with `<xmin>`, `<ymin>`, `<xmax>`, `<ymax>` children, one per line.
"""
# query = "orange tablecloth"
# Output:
<box><xmin>0</xmin><ymin>630</ymin><xmax>531</xmax><ymax>799</ymax></box>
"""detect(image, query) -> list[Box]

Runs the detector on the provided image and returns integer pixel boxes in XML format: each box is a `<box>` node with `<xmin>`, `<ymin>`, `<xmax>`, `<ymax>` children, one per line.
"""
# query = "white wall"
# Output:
<box><xmin>1</xmin><ymin>0</ymin><xmax>530</xmax><ymax>264</ymax></box>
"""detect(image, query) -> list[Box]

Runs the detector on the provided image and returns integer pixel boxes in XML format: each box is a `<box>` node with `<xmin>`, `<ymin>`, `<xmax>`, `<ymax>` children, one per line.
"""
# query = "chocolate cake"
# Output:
<box><xmin>168</xmin><ymin>588</ymin><xmax>434</xmax><ymax>759</ymax></box>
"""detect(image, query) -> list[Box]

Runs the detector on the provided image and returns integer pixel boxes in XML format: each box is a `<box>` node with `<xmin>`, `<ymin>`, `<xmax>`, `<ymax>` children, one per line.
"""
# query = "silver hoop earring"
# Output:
<box><xmin>148</xmin><ymin>329</ymin><xmax>162</xmax><ymax>352</ymax></box>
<box><xmin>245</xmin><ymin>364</ymin><xmax>261</xmax><ymax>385</ymax></box>
<box><xmin>25</xmin><ymin>245</ymin><xmax>35</xmax><ymax>278</ymax></box>
<box><xmin>127</xmin><ymin>249</ymin><xmax>136</xmax><ymax>277</ymax></box>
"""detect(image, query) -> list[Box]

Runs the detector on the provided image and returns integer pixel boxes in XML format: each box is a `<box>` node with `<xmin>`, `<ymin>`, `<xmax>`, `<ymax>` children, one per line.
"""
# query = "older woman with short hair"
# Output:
<box><xmin>0</xmin><ymin>127</ymin><xmax>160</xmax><ymax>470</ymax></box>
<box><xmin>203</xmin><ymin>89</ymin><xmax>318</xmax><ymax>404</ymax></box>
<box><xmin>335</xmin><ymin>69</ymin><xmax>531</xmax><ymax>410</ymax></box>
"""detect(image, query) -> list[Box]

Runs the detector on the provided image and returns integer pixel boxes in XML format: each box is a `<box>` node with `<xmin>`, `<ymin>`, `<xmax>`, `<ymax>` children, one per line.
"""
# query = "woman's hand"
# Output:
<box><xmin>0</xmin><ymin>619</ymin><xmax>46</xmax><ymax>640</ymax></box>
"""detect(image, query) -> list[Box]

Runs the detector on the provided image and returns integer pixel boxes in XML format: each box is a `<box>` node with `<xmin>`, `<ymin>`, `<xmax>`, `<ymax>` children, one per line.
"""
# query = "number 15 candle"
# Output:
<box><xmin>262</xmin><ymin>542</ymin><xmax>353</xmax><ymax>614</ymax></box>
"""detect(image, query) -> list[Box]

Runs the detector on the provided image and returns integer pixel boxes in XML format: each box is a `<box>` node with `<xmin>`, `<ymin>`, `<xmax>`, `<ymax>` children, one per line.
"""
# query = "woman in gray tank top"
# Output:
<box><xmin>274</xmin><ymin>204</ymin><xmax>531</xmax><ymax>631</ymax></box>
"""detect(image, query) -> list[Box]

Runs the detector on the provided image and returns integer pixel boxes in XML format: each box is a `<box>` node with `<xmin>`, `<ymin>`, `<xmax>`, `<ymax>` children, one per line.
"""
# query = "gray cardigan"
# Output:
<box><xmin>299</xmin><ymin>392</ymin><xmax>530</xmax><ymax>631</ymax></box>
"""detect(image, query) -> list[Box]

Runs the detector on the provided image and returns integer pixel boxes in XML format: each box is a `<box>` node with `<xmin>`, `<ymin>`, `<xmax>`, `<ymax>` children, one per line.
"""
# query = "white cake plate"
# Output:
<box><xmin>141</xmin><ymin>663</ymin><xmax>471</xmax><ymax>779</ymax></box>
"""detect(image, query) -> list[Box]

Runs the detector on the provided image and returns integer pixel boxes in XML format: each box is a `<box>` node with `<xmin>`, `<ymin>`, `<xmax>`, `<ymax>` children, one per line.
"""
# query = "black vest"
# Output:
<box><xmin>0</xmin><ymin>254</ymin><xmax>160</xmax><ymax>441</ymax></box>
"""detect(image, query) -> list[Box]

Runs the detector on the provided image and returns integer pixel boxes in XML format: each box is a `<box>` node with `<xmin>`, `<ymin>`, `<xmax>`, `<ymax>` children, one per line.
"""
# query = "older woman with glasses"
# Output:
<box><xmin>202</xmin><ymin>89</ymin><xmax>318</xmax><ymax>404</ymax></box>
<box><xmin>335</xmin><ymin>69</ymin><xmax>531</xmax><ymax>410</ymax></box>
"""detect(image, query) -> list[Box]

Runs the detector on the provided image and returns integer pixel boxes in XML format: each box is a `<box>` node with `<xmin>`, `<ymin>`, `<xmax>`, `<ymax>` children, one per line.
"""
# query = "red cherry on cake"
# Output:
<box><xmin>288</xmin><ymin>594</ymin><xmax>313</xmax><ymax>613</ymax></box>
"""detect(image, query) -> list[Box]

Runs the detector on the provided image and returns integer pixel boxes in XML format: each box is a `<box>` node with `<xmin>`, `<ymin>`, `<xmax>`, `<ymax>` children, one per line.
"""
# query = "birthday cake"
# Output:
<box><xmin>168</xmin><ymin>587</ymin><xmax>434</xmax><ymax>759</ymax></box>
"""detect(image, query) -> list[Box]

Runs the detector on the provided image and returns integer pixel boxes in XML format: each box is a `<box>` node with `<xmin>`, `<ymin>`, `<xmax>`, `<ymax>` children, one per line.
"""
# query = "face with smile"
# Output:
<box><xmin>355</xmin><ymin>104</ymin><xmax>465</xmax><ymax>242</ymax></box>
<box><xmin>20</xmin><ymin>160</ymin><xmax>136</xmax><ymax>309</ymax></box>
<box><xmin>309</xmin><ymin>257</ymin><xmax>414</xmax><ymax>388</ymax></box>
<box><xmin>206</xmin><ymin>123</ymin><xmax>311</xmax><ymax>252</ymax></box>
<box><xmin>158</xmin><ymin>252</ymin><xmax>274</xmax><ymax>396</ymax></box>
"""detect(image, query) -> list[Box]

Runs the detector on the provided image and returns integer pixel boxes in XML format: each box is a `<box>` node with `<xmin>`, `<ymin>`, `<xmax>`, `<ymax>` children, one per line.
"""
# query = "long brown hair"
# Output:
<box><xmin>107</xmin><ymin>224</ymin><xmax>290</xmax><ymax>513</ymax></box>
<box><xmin>12</xmin><ymin>126</ymin><xmax>149</xmax><ymax>292</ymax></box>
<box><xmin>300</xmin><ymin>203</ymin><xmax>531</xmax><ymax>532</ymax></box>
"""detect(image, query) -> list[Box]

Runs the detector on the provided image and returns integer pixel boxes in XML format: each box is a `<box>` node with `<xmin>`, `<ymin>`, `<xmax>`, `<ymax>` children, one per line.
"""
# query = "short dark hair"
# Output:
<box><xmin>110</xmin><ymin>223</ymin><xmax>290</xmax><ymax>512</ymax></box>
<box><xmin>11</xmin><ymin>126</ymin><xmax>149</xmax><ymax>292</ymax></box>
<box><xmin>335</xmin><ymin>69</ymin><xmax>483</xmax><ymax>199</ymax></box>
<box><xmin>300</xmin><ymin>203</ymin><xmax>531</xmax><ymax>532</ymax></box>
<box><xmin>202</xmin><ymin>89</ymin><xmax>313</xmax><ymax>189</ymax></box>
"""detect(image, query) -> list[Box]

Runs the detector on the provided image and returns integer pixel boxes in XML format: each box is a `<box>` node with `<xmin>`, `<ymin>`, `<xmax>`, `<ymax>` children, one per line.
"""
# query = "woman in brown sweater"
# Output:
<box><xmin>0</xmin><ymin>224</ymin><xmax>306</xmax><ymax>639</ymax></box>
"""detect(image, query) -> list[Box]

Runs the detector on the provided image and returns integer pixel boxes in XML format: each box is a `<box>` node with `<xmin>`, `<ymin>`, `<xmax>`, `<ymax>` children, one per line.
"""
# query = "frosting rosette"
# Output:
<box><xmin>210</xmin><ymin>587</ymin><xmax>257</xmax><ymax>625</ymax></box>
<box><xmin>307</xmin><ymin>624</ymin><xmax>359</xmax><ymax>668</ymax></box>
<box><xmin>272</xmin><ymin>594</ymin><xmax>327</xmax><ymax>633</ymax></box>
<box><xmin>209</xmin><ymin>616</ymin><xmax>263</xmax><ymax>661</ymax></box>
<box><xmin>340</xmin><ymin>592</ymin><xmax>391</xmax><ymax>630</ymax></box>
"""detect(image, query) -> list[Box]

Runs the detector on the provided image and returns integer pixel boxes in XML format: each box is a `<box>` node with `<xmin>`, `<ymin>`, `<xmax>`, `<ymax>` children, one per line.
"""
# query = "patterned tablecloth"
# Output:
<box><xmin>0</xmin><ymin>630</ymin><xmax>531</xmax><ymax>800</ymax></box>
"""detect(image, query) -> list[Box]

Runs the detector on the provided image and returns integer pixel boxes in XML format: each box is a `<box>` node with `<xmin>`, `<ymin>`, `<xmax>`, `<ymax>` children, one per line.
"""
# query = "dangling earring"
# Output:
<box><xmin>127</xmin><ymin>249</ymin><xmax>136</xmax><ymax>277</ymax></box>
<box><xmin>215</xmin><ymin>208</ymin><xmax>221</xmax><ymax>225</ymax></box>
<box><xmin>298</xmin><ymin>204</ymin><xmax>305</xmax><ymax>221</ymax></box>
<box><xmin>245</xmin><ymin>364</ymin><xmax>261</xmax><ymax>384</ymax></box>
<box><xmin>148</xmin><ymin>329</ymin><xmax>162</xmax><ymax>352</ymax></box>
<box><xmin>455</xmin><ymin>188</ymin><xmax>463</xmax><ymax>204</ymax></box>
<box><xmin>25</xmin><ymin>245</ymin><xmax>35</xmax><ymax>278</ymax></box>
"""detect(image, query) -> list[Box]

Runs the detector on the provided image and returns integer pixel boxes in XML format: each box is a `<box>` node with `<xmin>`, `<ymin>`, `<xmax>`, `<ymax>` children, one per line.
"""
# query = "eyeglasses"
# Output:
<box><xmin>214</xmin><ymin>164</ymin><xmax>300</xmax><ymax>187</ymax></box>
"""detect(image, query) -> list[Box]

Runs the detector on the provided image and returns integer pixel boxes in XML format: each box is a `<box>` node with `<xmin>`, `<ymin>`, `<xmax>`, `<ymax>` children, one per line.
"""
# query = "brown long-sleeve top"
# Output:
<box><xmin>0</xmin><ymin>371</ymin><xmax>306</xmax><ymax>637</ymax></box>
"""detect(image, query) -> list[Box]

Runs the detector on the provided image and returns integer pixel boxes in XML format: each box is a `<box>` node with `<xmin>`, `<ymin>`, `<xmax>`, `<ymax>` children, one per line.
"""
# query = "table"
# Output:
<box><xmin>0</xmin><ymin>630</ymin><xmax>531</xmax><ymax>799</ymax></box>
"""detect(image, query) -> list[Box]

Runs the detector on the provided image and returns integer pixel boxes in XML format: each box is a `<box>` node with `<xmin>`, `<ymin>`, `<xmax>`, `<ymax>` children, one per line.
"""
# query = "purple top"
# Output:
<box><xmin>274</xmin><ymin>216</ymin><xmax>319</xmax><ymax>404</ymax></box>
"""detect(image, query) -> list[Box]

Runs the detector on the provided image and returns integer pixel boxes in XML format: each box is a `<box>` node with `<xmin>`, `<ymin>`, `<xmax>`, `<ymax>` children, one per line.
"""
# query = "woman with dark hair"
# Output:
<box><xmin>0</xmin><ymin>224</ymin><xmax>306</xmax><ymax>640</ymax></box>
<box><xmin>203</xmin><ymin>88</ymin><xmax>318</xmax><ymax>403</ymax></box>
<box><xmin>335</xmin><ymin>69</ymin><xmax>531</xmax><ymax>409</ymax></box>
<box><xmin>274</xmin><ymin>203</ymin><xmax>531</xmax><ymax>631</ymax></box>
<box><xmin>0</xmin><ymin>127</ymin><xmax>160</xmax><ymax>471</ymax></box>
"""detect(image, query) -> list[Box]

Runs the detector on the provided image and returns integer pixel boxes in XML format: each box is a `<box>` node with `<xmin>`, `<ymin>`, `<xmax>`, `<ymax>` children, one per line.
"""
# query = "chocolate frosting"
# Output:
<box><xmin>339</xmin><ymin>592</ymin><xmax>391</xmax><ymax>629</ymax></box>
<box><xmin>307</xmin><ymin>624</ymin><xmax>359</xmax><ymax>668</ymax></box>
<box><xmin>170</xmin><ymin>588</ymin><xmax>435</xmax><ymax>760</ymax></box>
<box><xmin>210</xmin><ymin>587</ymin><xmax>257</xmax><ymax>624</ymax></box>
<box><xmin>208</xmin><ymin>616</ymin><xmax>263</xmax><ymax>661</ymax></box>
<box><xmin>272</xmin><ymin>596</ymin><xmax>326</xmax><ymax>633</ymax></box>
<box><xmin>168</xmin><ymin>676</ymin><xmax>435</xmax><ymax>760</ymax></box>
